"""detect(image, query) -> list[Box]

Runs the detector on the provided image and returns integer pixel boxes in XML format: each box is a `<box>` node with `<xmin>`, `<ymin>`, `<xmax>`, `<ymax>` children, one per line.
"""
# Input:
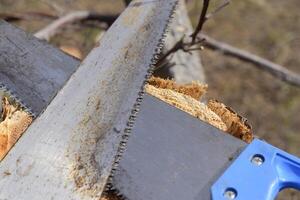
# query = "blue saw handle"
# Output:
<box><xmin>211</xmin><ymin>139</ymin><xmax>300</xmax><ymax>200</ymax></box>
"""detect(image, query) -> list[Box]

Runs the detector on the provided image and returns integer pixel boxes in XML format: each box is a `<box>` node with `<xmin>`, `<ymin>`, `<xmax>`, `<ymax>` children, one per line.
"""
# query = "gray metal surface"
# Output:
<box><xmin>0</xmin><ymin>20</ymin><xmax>79</xmax><ymax>115</ymax></box>
<box><xmin>112</xmin><ymin>94</ymin><xmax>247</xmax><ymax>200</ymax></box>
<box><xmin>0</xmin><ymin>1</ymin><xmax>177</xmax><ymax>199</ymax></box>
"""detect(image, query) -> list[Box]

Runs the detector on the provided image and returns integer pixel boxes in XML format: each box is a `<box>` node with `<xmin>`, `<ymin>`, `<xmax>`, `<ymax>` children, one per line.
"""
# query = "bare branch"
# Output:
<box><xmin>190</xmin><ymin>0</ymin><xmax>210</xmax><ymax>43</ymax></box>
<box><xmin>34</xmin><ymin>11</ymin><xmax>89</xmax><ymax>41</ymax></box>
<box><xmin>156</xmin><ymin>37</ymin><xmax>184</xmax><ymax>67</ymax></box>
<box><xmin>34</xmin><ymin>11</ymin><xmax>118</xmax><ymax>41</ymax></box>
<box><xmin>27</xmin><ymin>5</ymin><xmax>300</xmax><ymax>87</ymax></box>
<box><xmin>201</xmin><ymin>34</ymin><xmax>300</xmax><ymax>87</ymax></box>
<box><xmin>156</xmin><ymin>35</ymin><xmax>205</xmax><ymax>70</ymax></box>
<box><xmin>158</xmin><ymin>0</ymin><xmax>230</xmax><ymax>67</ymax></box>
<box><xmin>190</xmin><ymin>0</ymin><xmax>231</xmax><ymax>42</ymax></box>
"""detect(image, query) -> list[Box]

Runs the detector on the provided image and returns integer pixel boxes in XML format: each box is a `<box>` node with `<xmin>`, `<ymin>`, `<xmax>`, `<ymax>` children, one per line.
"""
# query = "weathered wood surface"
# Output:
<box><xmin>156</xmin><ymin>0</ymin><xmax>205</xmax><ymax>83</ymax></box>
<box><xmin>0</xmin><ymin>1</ymin><xmax>177</xmax><ymax>199</ymax></box>
<box><xmin>0</xmin><ymin>20</ymin><xmax>79</xmax><ymax>115</ymax></box>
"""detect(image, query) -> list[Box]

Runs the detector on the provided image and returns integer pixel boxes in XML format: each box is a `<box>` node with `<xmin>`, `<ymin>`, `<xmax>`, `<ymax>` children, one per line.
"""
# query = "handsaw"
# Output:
<box><xmin>0</xmin><ymin>20</ymin><xmax>80</xmax><ymax>116</ymax></box>
<box><xmin>111</xmin><ymin>94</ymin><xmax>300</xmax><ymax>200</ymax></box>
<box><xmin>0</xmin><ymin>0</ymin><xmax>177</xmax><ymax>199</ymax></box>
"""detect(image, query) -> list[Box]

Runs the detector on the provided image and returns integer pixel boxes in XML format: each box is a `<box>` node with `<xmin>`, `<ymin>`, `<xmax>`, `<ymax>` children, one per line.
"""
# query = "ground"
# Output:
<box><xmin>1</xmin><ymin>0</ymin><xmax>300</xmax><ymax>199</ymax></box>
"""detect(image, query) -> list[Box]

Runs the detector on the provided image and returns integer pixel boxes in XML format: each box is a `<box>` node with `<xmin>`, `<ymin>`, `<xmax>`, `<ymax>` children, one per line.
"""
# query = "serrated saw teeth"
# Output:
<box><xmin>0</xmin><ymin>85</ymin><xmax>34</xmax><ymax>117</ymax></box>
<box><xmin>105</xmin><ymin>0</ymin><xmax>179</xmax><ymax>194</ymax></box>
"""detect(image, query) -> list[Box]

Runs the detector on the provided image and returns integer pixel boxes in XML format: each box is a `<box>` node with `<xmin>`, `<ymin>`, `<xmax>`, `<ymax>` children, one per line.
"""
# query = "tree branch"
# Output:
<box><xmin>159</xmin><ymin>0</ymin><xmax>230</xmax><ymax>67</ymax></box>
<box><xmin>13</xmin><ymin>5</ymin><xmax>299</xmax><ymax>87</ymax></box>
<box><xmin>34</xmin><ymin>11</ymin><xmax>118</xmax><ymax>41</ymax></box>
<box><xmin>190</xmin><ymin>0</ymin><xmax>210</xmax><ymax>43</ymax></box>
<box><xmin>155</xmin><ymin>37</ymin><xmax>204</xmax><ymax>69</ymax></box>
<box><xmin>201</xmin><ymin>34</ymin><xmax>300</xmax><ymax>87</ymax></box>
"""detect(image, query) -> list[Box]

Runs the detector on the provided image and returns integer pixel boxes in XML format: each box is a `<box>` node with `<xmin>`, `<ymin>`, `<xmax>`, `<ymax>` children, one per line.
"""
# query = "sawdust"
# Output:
<box><xmin>207</xmin><ymin>100</ymin><xmax>254</xmax><ymax>143</ymax></box>
<box><xmin>0</xmin><ymin>97</ymin><xmax>32</xmax><ymax>160</ymax></box>
<box><xmin>148</xmin><ymin>77</ymin><xmax>207</xmax><ymax>100</ymax></box>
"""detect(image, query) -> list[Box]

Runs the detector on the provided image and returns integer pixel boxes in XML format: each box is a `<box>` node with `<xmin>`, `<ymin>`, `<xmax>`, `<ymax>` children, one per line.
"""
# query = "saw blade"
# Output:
<box><xmin>0</xmin><ymin>20</ymin><xmax>80</xmax><ymax>116</ymax></box>
<box><xmin>0</xmin><ymin>1</ymin><xmax>178</xmax><ymax>199</ymax></box>
<box><xmin>111</xmin><ymin>94</ymin><xmax>247</xmax><ymax>200</ymax></box>
<box><xmin>106</xmin><ymin>0</ymin><xmax>178</xmax><ymax>188</ymax></box>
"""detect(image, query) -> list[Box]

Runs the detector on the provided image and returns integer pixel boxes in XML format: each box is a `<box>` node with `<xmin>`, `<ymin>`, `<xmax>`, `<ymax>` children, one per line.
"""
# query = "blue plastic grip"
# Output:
<box><xmin>211</xmin><ymin>139</ymin><xmax>300</xmax><ymax>200</ymax></box>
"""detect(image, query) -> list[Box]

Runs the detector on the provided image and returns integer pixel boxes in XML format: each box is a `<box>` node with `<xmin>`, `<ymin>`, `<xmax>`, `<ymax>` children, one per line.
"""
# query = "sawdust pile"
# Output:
<box><xmin>145</xmin><ymin>77</ymin><xmax>254</xmax><ymax>143</ymax></box>
<box><xmin>207</xmin><ymin>100</ymin><xmax>253</xmax><ymax>143</ymax></box>
<box><xmin>147</xmin><ymin>77</ymin><xmax>207</xmax><ymax>100</ymax></box>
<box><xmin>0</xmin><ymin>97</ymin><xmax>32</xmax><ymax>160</ymax></box>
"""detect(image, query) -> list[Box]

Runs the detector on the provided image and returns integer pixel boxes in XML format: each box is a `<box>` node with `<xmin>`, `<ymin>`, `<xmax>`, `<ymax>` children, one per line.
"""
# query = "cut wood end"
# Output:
<box><xmin>145</xmin><ymin>84</ymin><xmax>227</xmax><ymax>132</ymax></box>
<box><xmin>207</xmin><ymin>99</ymin><xmax>254</xmax><ymax>143</ymax></box>
<box><xmin>147</xmin><ymin>77</ymin><xmax>254</xmax><ymax>144</ymax></box>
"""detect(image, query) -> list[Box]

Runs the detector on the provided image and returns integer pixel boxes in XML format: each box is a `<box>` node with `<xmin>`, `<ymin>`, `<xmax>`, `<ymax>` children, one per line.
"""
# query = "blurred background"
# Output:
<box><xmin>0</xmin><ymin>0</ymin><xmax>299</xmax><ymax>199</ymax></box>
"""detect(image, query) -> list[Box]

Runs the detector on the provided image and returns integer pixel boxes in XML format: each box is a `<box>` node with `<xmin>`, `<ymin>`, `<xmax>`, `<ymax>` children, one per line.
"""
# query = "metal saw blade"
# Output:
<box><xmin>0</xmin><ymin>1</ymin><xmax>177</xmax><ymax>199</ymax></box>
<box><xmin>111</xmin><ymin>94</ymin><xmax>247</xmax><ymax>200</ymax></box>
<box><xmin>0</xmin><ymin>20</ymin><xmax>80</xmax><ymax>116</ymax></box>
